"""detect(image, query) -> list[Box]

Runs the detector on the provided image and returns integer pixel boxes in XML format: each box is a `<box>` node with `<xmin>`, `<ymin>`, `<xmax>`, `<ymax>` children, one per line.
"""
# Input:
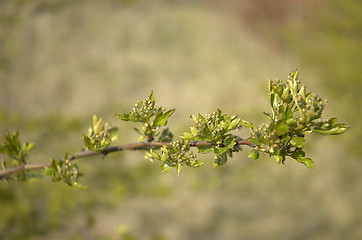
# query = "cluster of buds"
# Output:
<box><xmin>83</xmin><ymin>115</ymin><xmax>118</xmax><ymax>152</ymax></box>
<box><xmin>149</xmin><ymin>140</ymin><xmax>202</xmax><ymax>175</ymax></box>
<box><xmin>190</xmin><ymin>109</ymin><xmax>242</xmax><ymax>143</ymax></box>
<box><xmin>44</xmin><ymin>155</ymin><xmax>84</xmax><ymax>188</ymax></box>
<box><xmin>132</xmin><ymin>99</ymin><xmax>164</xmax><ymax>122</ymax></box>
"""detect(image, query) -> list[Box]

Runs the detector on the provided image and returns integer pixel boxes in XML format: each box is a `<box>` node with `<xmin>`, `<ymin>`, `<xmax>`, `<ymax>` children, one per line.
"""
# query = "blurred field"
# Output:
<box><xmin>0</xmin><ymin>1</ymin><xmax>361</xmax><ymax>239</ymax></box>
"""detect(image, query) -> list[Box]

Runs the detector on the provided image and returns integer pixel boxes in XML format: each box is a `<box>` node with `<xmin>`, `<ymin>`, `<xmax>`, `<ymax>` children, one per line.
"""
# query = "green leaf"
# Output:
<box><xmin>153</xmin><ymin>109</ymin><xmax>175</xmax><ymax>126</ymax></box>
<box><xmin>299</xmin><ymin>86</ymin><xmax>306</xmax><ymax>101</ymax></box>
<box><xmin>213</xmin><ymin>153</ymin><xmax>227</xmax><ymax>166</ymax></box>
<box><xmin>290</xmin><ymin>150</ymin><xmax>305</xmax><ymax>159</ymax></box>
<box><xmin>290</xmin><ymin>136</ymin><xmax>306</xmax><ymax>148</ymax></box>
<box><xmin>149</xmin><ymin>90</ymin><xmax>155</xmax><ymax>104</ymax></box>
<box><xmin>224</xmin><ymin>136</ymin><xmax>236</xmax><ymax>149</ymax></box>
<box><xmin>164</xmin><ymin>109</ymin><xmax>175</xmax><ymax>119</ymax></box>
<box><xmin>273</xmin><ymin>154</ymin><xmax>284</xmax><ymax>164</ymax></box>
<box><xmin>285</xmin><ymin>106</ymin><xmax>293</xmax><ymax>120</ymax></box>
<box><xmin>296</xmin><ymin>157</ymin><xmax>314</xmax><ymax>168</ymax></box>
<box><xmin>133</xmin><ymin>128</ymin><xmax>143</xmax><ymax>135</ymax></box>
<box><xmin>181</xmin><ymin>132</ymin><xmax>194</xmax><ymax>141</ymax></box>
<box><xmin>280</xmin><ymin>87</ymin><xmax>290</xmax><ymax>102</ymax></box>
<box><xmin>153</xmin><ymin>112</ymin><xmax>167</xmax><ymax>126</ymax></box>
<box><xmin>263</xmin><ymin>112</ymin><xmax>273</xmax><ymax>122</ymax></box>
<box><xmin>176</xmin><ymin>162</ymin><xmax>182</xmax><ymax>175</ymax></box>
<box><xmin>116</xmin><ymin>113</ymin><xmax>130</xmax><ymax>121</ymax></box>
<box><xmin>248</xmin><ymin>150</ymin><xmax>259</xmax><ymax>160</ymax></box>
<box><xmin>216</xmin><ymin>147</ymin><xmax>227</xmax><ymax>155</ymax></box>
<box><xmin>144</xmin><ymin>151</ymin><xmax>154</xmax><ymax>162</ymax></box>
<box><xmin>83</xmin><ymin>136</ymin><xmax>91</xmax><ymax>148</ymax></box>
<box><xmin>43</xmin><ymin>167</ymin><xmax>55</xmax><ymax>176</ymax></box>
<box><xmin>150</xmin><ymin>149</ymin><xmax>161</xmax><ymax>160</ymax></box>
<box><xmin>228</xmin><ymin>118</ymin><xmax>241</xmax><ymax>131</ymax></box>
<box><xmin>276</xmin><ymin>121</ymin><xmax>288</xmax><ymax>136</ymax></box>
<box><xmin>197</xmin><ymin>145</ymin><xmax>213</xmax><ymax>154</ymax></box>
<box><xmin>313</xmin><ymin>124</ymin><xmax>350</xmax><ymax>135</ymax></box>
<box><xmin>221</xmin><ymin>121</ymin><xmax>230</xmax><ymax>131</ymax></box>
<box><xmin>22</xmin><ymin>142</ymin><xmax>35</xmax><ymax>154</ymax></box>
<box><xmin>240</xmin><ymin>119</ymin><xmax>255</xmax><ymax>129</ymax></box>
<box><xmin>160</xmin><ymin>163</ymin><xmax>172</xmax><ymax>173</ymax></box>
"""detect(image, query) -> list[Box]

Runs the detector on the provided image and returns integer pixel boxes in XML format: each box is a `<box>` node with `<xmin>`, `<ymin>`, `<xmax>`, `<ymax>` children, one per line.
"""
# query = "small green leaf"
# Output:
<box><xmin>22</xmin><ymin>142</ymin><xmax>35</xmax><ymax>154</ymax></box>
<box><xmin>153</xmin><ymin>112</ymin><xmax>167</xmax><ymax>126</ymax></box>
<box><xmin>176</xmin><ymin>162</ymin><xmax>182</xmax><ymax>175</ymax></box>
<box><xmin>290</xmin><ymin>136</ymin><xmax>306</xmax><ymax>148</ymax></box>
<box><xmin>221</xmin><ymin>121</ymin><xmax>230</xmax><ymax>131</ymax></box>
<box><xmin>164</xmin><ymin>109</ymin><xmax>175</xmax><ymax>119</ymax></box>
<box><xmin>144</xmin><ymin>151</ymin><xmax>154</xmax><ymax>162</ymax></box>
<box><xmin>299</xmin><ymin>86</ymin><xmax>306</xmax><ymax>101</ymax></box>
<box><xmin>190</xmin><ymin>126</ymin><xmax>199</xmax><ymax>137</ymax></box>
<box><xmin>273</xmin><ymin>154</ymin><xmax>284</xmax><ymax>164</ymax></box>
<box><xmin>160</xmin><ymin>163</ymin><xmax>172</xmax><ymax>173</ymax></box>
<box><xmin>285</xmin><ymin>106</ymin><xmax>293</xmax><ymax>120</ymax></box>
<box><xmin>224</xmin><ymin>136</ymin><xmax>236</xmax><ymax>149</ymax></box>
<box><xmin>228</xmin><ymin>118</ymin><xmax>241</xmax><ymax>131</ymax></box>
<box><xmin>216</xmin><ymin>147</ymin><xmax>227</xmax><ymax>155</ymax></box>
<box><xmin>240</xmin><ymin>119</ymin><xmax>255</xmax><ymax>129</ymax></box>
<box><xmin>133</xmin><ymin>128</ymin><xmax>143</xmax><ymax>135</ymax></box>
<box><xmin>82</xmin><ymin>135</ymin><xmax>93</xmax><ymax>151</ymax></box>
<box><xmin>181</xmin><ymin>132</ymin><xmax>194</xmax><ymax>141</ymax></box>
<box><xmin>280</xmin><ymin>87</ymin><xmax>290</xmax><ymax>102</ymax></box>
<box><xmin>150</xmin><ymin>149</ymin><xmax>161</xmax><ymax>160</ymax></box>
<box><xmin>296</xmin><ymin>157</ymin><xmax>314</xmax><ymax>168</ymax></box>
<box><xmin>149</xmin><ymin>90</ymin><xmax>155</xmax><ymax>104</ymax></box>
<box><xmin>43</xmin><ymin>167</ymin><xmax>55</xmax><ymax>176</ymax></box>
<box><xmin>313</xmin><ymin>124</ymin><xmax>349</xmax><ymax>135</ymax></box>
<box><xmin>290</xmin><ymin>150</ymin><xmax>305</xmax><ymax>159</ymax></box>
<box><xmin>197</xmin><ymin>145</ymin><xmax>213</xmax><ymax>154</ymax></box>
<box><xmin>248</xmin><ymin>150</ymin><xmax>259</xmax><ymax>160</ymax></box>
<box><xmin>276</xmin><ymin>121</ymin><xmax>288</xmax><ymax>136</ymax></box>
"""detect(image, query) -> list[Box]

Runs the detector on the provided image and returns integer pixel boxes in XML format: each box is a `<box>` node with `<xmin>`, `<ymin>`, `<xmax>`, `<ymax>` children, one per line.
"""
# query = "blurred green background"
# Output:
<box><xmin>0</xmin><ymin>0</ymin><xmax>361</xmax><ymax>239</ymax></box>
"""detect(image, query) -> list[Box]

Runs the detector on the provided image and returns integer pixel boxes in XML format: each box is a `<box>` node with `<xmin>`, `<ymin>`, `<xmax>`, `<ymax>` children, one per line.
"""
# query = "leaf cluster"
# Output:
<box><xmin>83</xmin><ymin>115</ymin><xmax>118</xmax><ymax>152</ymax></box>
<box><xmin>181</xmin><ymin>109</ymin><xmax>243</xmax><ymax>166</ymax></box>
<box><xmin>44</xmin><ymin>154</ymin><xmax>85</xmax><ymax>188</ymax></box>
<box><xmin>116</xmin><ymin>91</ymin><xmax>175</xmax><ymax>142</ymax></box>
<box><xmin>242</xmin><ymin>70</ymin><xmax>349</xmax><ymax>168</ymax></box>
<box><xmin>146</xmin><ymin>140</ymin><xmax>201</xmax><ymax>175</ymax></box>
<box><xmin>0</xmin><ymin>131</ymin><xmax>35</xmax><ymax>180</ymax></box>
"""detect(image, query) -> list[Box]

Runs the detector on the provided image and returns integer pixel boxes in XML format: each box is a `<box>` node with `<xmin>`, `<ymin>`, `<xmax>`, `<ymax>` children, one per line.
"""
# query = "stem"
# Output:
<box><xmin>0</xmin><ymin>139</ymin><xmax>255</xmax><ymax>179</ymax></box>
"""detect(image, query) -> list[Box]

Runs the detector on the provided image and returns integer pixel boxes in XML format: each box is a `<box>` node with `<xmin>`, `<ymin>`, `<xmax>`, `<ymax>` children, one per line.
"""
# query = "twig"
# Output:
<box><xmin>0</xmin><ymin>139</ymin><xmax>254</xmax><ymax>179</ymax></box>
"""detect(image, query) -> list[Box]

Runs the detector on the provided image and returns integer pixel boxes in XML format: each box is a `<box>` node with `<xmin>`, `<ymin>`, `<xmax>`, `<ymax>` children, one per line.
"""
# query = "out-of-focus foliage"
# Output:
<box><xmin>0</xmin><ymin>131</ymin><xmax>35</xmax><ymax>180</ymax></box>
<box><xmin>43</xmin><ymin>155</ymin><xmax>85</xmax><ymax>188</ymax></box>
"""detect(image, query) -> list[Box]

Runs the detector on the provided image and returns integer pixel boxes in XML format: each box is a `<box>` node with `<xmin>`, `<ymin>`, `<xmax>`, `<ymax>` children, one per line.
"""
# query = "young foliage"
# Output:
<box><xmin>116</xmin><ymin>91</ymin><xmax>175</xmax><ymax>142</ymax></box>
<box><xmin>0</xmin><ymin>130</ymin><xmax>35</xmax><ymax>165</ymax></box>
<box><xmin>146</xmin><ymin>140</ymin><xmax>202</xmax><ymax>175</ymax></box>
<box><xmin>43</xmin><ymin>154</ymin><xmax>85</xmax><ymax>188</ymax></box>
<box><xmin>241</xmin><ymin>70</ymin><xmax>349</xmax><ymax>168</ymax></box>
<box><xmin>83</xmin><ymin>115</ymin><xmax>118</xmax><ymax>152</ymax></box>
<box><xmin>181</xmin><ymin>109</ymin><xmax>243</xmax><ymax>166</ymax></box>
<box><xmin>0</xmin><ymin>70</ymin><xmax>350</xmax><ymax>187</ymax></box>
<box><xmin>0</xmin><ymin>131</ymin><xmax>35</xmax><ymax>180</ymax></box>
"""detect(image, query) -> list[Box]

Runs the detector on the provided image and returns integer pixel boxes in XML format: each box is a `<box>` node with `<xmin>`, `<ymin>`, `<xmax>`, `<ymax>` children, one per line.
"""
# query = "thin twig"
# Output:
<box><xmin>0</xmin><ymin>139</ymin><xmax>255</xmax><ymax>179</ymax></box>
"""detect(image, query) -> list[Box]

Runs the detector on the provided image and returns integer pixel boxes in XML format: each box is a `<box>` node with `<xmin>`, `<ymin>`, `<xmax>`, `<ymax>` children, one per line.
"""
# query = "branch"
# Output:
<box><xmin>0</xmin><ymin>139</ymin><xmax>254</xmax><ymax>179</ymax></box>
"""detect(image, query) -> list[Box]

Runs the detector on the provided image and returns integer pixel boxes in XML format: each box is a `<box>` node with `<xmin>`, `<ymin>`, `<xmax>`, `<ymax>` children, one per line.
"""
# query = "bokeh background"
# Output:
<box><xmin>0</xmin><ymin>0</ymin><xmax>361</xmax><ymax>239</ymax></box>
